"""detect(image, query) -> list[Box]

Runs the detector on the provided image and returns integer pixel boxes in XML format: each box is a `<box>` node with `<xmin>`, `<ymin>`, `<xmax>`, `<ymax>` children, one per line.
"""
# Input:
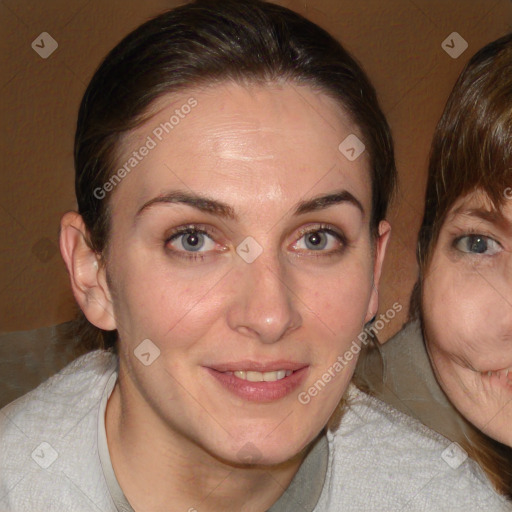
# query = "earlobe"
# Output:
<box><xmin>365</xmin><ymin>220</ymin><xmax>391</xmax><ymax>323</ymax></box>
<box><xmin>59</xmin><ymin>211</ymin><xmax>117</xmax><ymax>331</ymax></box>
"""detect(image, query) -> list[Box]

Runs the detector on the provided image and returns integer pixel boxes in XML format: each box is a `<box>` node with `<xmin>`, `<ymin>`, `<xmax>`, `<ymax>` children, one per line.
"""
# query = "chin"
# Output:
<box><xmin>210</xmin><ymin>429</ymin><xmax>314</xmax><ymax>468</ymax></box>
<box><xmin>449</xmin><ymin>373</ymin><xmax>512</xmax><ymax>448</ymax></box>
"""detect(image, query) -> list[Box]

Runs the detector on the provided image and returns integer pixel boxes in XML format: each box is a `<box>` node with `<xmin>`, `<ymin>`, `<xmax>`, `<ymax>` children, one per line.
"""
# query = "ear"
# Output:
<box><xmin>365</xmin><ymin>220</ymin><xmax>391</xmax><ymax>323</ymax></box>
<box><xmin>59</xmin><ymin>211</ymin><xmax>117</xmax><ymax>331</ymax></box>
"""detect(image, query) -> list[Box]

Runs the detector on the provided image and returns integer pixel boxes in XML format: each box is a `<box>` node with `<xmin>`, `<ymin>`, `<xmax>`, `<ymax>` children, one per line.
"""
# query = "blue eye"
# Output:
<box><xmin>166</xmin><ymin>227</ymin><xmax>216</xmax><ymax>254</ymax></box>
<box><xmin>454</xmin><ymin>234</ymin><xmax>502</xmax><ymax>255</ymax></box>
<box><xmin>165</xmin><ymin>223</ymin><xmax>346</xmax><ymax>263</ymax></box>
<box><xmin>293</xmin><ymin>227</ymin><xmax>345</xmax><ymax>253</ymax></box>
<box><xmin>175</xmin><ymin>231</ymin><xmax>208</xmax><ymax>251</ymax></box>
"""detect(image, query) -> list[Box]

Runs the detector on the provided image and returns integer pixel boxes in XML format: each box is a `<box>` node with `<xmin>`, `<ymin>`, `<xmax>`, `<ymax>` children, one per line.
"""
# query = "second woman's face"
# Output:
<box><xmin>103</xmin><ymin>81</ymin><xmax>389</xmax><ymax>466</ymax></box>
<box><xmin>423</xmin><ymin>189</ymin><xmax>512</xmax><ymax>446</ymax></box>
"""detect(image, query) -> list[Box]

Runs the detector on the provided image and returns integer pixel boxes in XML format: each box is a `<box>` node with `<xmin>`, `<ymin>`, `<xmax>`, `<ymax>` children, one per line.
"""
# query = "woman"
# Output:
<box><xmin>356</xmin><ymin>31</ymin><xmax>512</xmax><ymax>498</ymax></box>
<box><xmin>0</xmin><ymin>1</ymin><xmax>507</xmax><ymax>511</ymax></box>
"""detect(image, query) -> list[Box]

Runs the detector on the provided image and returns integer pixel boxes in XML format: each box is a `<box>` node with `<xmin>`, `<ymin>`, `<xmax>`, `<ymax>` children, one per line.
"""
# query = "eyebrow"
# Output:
<box><xmin>134</xmin><ymin>189</ymin><xmax>364</xmax><ymax>223</ymax></box>
<box><xmin>450</xmin><ymin>207</ymin><xmax>506</xmax><ymax>224</ymax></box>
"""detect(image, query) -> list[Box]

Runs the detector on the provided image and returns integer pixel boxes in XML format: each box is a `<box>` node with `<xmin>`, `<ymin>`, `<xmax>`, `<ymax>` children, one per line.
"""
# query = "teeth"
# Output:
<box><xmin>233</xmin><ymin>370</ymin><xmax>292</xmax><ymax>382</ymax></box>
<box><xmin>482</xmin><ymin>368</ymin><xmax>512</xmax><ymax>378</ymax></box>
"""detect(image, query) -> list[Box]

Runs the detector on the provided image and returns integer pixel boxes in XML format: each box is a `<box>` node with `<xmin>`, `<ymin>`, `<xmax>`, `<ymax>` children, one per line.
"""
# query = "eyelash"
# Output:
<box><xmin>164</xmin><ymin>224</ymin><xmax>215</xmax><ymax>262</ymax></box>
<box><xmin>164</xmin><ymin>223</ymin><xmax>347</xmax><ymax>262</ymax></box>
<box><xmin>294</xmin><ymin>224</ymin><xmax>348</xmax><ymax>258</ymax></box>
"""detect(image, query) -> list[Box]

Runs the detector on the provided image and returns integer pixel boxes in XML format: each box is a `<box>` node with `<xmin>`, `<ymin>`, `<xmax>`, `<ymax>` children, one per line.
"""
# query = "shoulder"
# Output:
<box><xmin>0</xmin><ymin>349</ymin><xmax>116</xmax><ymax>434</ymax></box>
<box><xmin>352</xmin><ymin>320</ymin><xmax>423</xmax><ymax>396</ymax></box>
<box><xmin>0</xmin><ymin>350</ymin><xmax>117</xmax><ymax>511</ymax></box>
<box><xmin>321</xmin><ymin>385</ymin><xmax>511</xmax><ymax>511</ymax></box>
<box><xmin>379</xmin><ymin>318</ymin><xmax>423</xmax><ymax>359</ymax></box>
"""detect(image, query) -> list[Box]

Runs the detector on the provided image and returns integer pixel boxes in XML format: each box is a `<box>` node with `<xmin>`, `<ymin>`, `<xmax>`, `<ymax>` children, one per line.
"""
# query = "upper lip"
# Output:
<box><xmin>206</xmin><ymin>361</ymin><xmax>308</xmax><ymax>372</ymax></box>
<box><xmin>480</xmin><ymin>366</ymin><xmax>512</xmax><ymax>374</ymax></box>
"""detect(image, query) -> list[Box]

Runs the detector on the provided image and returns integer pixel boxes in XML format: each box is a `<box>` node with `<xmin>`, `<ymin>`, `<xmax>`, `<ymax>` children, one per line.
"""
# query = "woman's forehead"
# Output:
<box><xmin>125</xmin><ymin>81</ymin><xmax>361</xmax><ymax>153</ymax></box>
<box><xmin>109</xmin><ymin>82</ymin><xmax>372</xmax><ymax>220</ymax></box>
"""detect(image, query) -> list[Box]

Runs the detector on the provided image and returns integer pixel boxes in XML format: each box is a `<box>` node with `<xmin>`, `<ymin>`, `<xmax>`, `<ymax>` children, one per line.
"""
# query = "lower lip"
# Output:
<box><xmin>205</xmin><ymin>367</ymin><xmax>309</xmax><ymax>402</ymax></box>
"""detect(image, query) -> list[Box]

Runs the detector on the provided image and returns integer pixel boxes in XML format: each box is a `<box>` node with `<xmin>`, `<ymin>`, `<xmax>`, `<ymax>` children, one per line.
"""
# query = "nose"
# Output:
<box><xmin>226</xmin><ymin>251</ymin><xmax>302</xmax><ymax>344</ymax></box>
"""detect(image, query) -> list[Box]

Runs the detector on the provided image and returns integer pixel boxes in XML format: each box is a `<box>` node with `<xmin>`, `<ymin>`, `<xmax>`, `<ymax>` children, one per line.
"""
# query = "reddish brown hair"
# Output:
<box><xmin>412</xmin><ymin>32</ymin><xmax>512</xmax><ymax>498</ymax></box>
<box><xmin>411</xmin><ymin>31</ymin><xmax>512</xmax><ymax>315</ymax></box>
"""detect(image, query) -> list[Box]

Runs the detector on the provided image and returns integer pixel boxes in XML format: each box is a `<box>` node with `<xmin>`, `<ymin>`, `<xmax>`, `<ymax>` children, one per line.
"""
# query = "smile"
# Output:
<box><xmin>205</xmin><ymin>364</ymin><xmax>309</xmax><ymax>402</ymax></box>
<box><xmin>478</xmin><ymin>367</ymin><xmax>512</xmax><ymax>391</ymax></box>
<box><xmin>481</xmin><ymin>368</ymin><xmax>512</xmax><ymax>378</ymax></box>
<box><xmin>229</xmin><ymin>370</ymin><xmax>294</xmax><ymax>382</ymax></box>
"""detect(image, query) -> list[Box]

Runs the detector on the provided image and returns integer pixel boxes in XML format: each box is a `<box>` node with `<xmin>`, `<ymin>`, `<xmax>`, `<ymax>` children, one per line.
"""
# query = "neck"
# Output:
<box><xmin>105</xmin><ymin>370</ymin><xmax>308</xmax><ymax>512</ymax></box>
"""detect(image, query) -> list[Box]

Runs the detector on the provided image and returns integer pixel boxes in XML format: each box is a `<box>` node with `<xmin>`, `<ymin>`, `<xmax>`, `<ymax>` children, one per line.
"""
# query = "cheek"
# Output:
<box><xmin>305</xmin><ymin>260</ymin><xmax>373</xmax><ymax>340</ymax></box>
<box><xmin>111</xmin><ymin>239</ymin><xmax>374</xmax><ymax>351</ymax></box>
<box><xmin>423</xmin><ymin>264</ymin><xmax>500</xmax><ymax>356</ymax></box>
<box><xmin>111</xmin><ymin>254</ymin><xmax>227</xmax><ymax>346</ymax></box>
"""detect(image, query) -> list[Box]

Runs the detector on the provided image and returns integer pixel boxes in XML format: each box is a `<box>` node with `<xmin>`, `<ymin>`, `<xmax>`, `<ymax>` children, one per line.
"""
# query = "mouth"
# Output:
<box><xmin>479</xmin><ymin>367</ymin><xmax>512</xmax><ymax>389</ymax></box>
<box><xmin>481</xmin><ymin>368</ymin><xmax>512</xmax><ymax>378</ymax></box>
<box><xmin>205</xmin><ymin>362</ymin><xmax>309</xmax><ymax>402</ymax></box>
<box><xmin>229</xmin><ymin>369</ymin><xmax>294</xmax><ymax>381</ymax></box>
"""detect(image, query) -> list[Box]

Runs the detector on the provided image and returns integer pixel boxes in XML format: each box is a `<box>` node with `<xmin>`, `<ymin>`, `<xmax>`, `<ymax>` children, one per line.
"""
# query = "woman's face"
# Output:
<box><xmin>423</xmin><ymin>189</ymin><xmax>512</xmax><ymax>446</ymax></box>
<box><xmin>103</xmin><ymin>81</ymin><xmax>389</xmax><ymax>465</ymax></box>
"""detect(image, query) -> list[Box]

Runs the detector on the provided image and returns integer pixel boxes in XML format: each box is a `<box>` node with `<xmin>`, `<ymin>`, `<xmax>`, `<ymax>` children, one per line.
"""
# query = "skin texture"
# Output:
<box><xmin>60</xmin><ymin>81</ymin><xmax>390</xmax><ymax>512</ymax></box>
<box><xmin>423</xmin><ymin>189</ymin><xmax>512</xmax><ymax>447</ymax></box>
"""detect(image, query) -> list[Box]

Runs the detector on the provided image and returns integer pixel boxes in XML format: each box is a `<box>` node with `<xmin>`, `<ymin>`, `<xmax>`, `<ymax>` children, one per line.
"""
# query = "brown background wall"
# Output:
<box><xmin>1</xmin><ymin>0</ymin><xmax>511</xmax><ymax>341</ymax></box>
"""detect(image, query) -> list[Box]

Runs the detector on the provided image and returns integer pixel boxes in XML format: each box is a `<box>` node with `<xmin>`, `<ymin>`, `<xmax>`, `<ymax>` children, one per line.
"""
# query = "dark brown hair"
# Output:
<box><xmin>411</xmin><ymin>32</ymin><xmax>512</xmax><ymax>498</ymax></box>
<box><xmin>67</xmin><ymin>0</ymin><xmax>396</xmax><ymax>355</ymax></box>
